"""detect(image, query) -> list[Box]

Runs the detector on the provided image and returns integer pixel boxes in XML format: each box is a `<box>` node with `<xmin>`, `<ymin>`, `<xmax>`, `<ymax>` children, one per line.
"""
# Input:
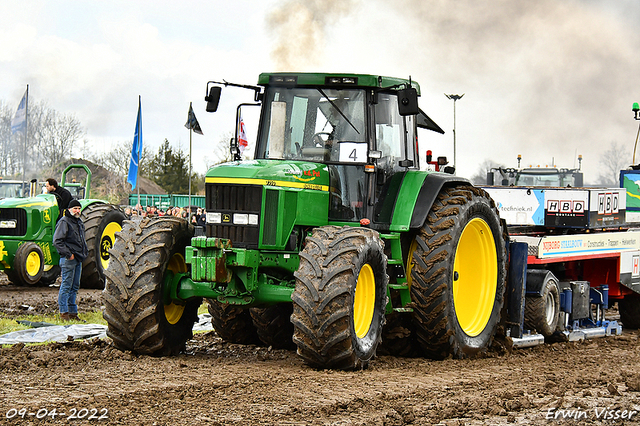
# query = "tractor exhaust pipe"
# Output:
<box><xmin>29</xmin><ymin>179</ymin><xmax>38</xmax><ymax>197</ymax></box>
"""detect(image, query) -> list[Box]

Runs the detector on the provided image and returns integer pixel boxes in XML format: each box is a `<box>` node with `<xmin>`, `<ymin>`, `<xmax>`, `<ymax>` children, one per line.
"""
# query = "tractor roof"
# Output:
<box><xmin>257</xmin><ymin>72</ymin><xmax>421</xmax><ymax>95</ymax></box>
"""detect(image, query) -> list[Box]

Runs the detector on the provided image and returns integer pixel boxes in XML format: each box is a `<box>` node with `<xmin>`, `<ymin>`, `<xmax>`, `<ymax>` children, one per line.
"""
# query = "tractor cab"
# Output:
<box><xmin>207</xmin><ymin>73</ymin><xmax>444</xmax><ymax>227</ymax></box>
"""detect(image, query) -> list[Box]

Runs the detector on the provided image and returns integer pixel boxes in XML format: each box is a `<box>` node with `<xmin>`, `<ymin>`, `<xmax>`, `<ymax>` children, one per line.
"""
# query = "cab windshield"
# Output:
<box><xmin>256</xmin><ymin>87</ymin><xmax>367</xmax><ymax>163</ymax></box>
<box><xmin>515</xmin><ymin>171</ymin><xmax>577</xmax><ymax>187</ymax></box>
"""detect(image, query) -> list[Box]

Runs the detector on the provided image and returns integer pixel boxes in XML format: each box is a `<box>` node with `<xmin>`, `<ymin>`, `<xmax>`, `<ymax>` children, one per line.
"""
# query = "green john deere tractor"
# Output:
<box><xmin>103</xmin><ymin>73</ymin><xmax>507</xmax><ymax>369</ymax></box>
<box><xmin>0</xmin><ymin>164</ymin><xmax>126</xmax><ymax>289</ymax></box>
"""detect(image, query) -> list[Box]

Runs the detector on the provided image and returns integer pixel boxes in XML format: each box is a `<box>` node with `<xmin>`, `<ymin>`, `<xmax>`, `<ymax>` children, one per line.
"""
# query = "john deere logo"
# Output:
<box><xmin>222</xmin><ymin>213</ymin><xmax>231</xmax><ymax>223</ymax></box>
<box><xmin>0</xmin><ymin>241</ymin><xmax>7</xmax><ymax>262</ymax></box>
<box><xmin>100</xmin><ymin>235</ymin><xmax>113</xmax><ymax>260</ymax></box>
<box><xmin>43</xmin><ymin>210</ymin><xmax>51</xmax><ymax>223</ymax></box>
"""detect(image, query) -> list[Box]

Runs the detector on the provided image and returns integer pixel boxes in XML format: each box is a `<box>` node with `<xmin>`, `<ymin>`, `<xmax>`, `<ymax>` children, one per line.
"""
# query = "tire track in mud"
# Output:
<box><xmin>2</xmin><ymin>331</ymin><xmax>640</xmax><ymax>425</ymax></box>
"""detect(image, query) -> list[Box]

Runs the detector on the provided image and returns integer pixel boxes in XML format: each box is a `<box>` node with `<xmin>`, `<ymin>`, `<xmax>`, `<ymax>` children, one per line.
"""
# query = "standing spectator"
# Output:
<box><xmin>45</xmin><ymin>178</ymin><xmax>73</xmax><ymax>213</ymax></box>
<box><xmin>197</xmin><ymin>209</ymin><xmax>207</xmax><ymax>226</ymax></box>
<box><xmin>52</xmin><ymin>200</ymin><xmax>88</xmax><ymax>322</ymax></box>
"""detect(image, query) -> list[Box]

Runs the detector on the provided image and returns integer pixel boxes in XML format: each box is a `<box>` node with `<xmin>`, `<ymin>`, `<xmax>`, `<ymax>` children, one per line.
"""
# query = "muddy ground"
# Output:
<box><xmin>1</xmin><ymin>280</ymin><xmax>640</xmax><ymax>425</ymax></box>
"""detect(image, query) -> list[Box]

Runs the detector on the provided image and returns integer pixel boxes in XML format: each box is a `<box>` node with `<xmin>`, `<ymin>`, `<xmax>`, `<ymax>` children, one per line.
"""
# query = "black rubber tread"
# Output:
<box><xmin>4</xmin><ymin>270</ymin><xmax>21</xmax><ymax>286</ymax></box>
<box><xmin>102</xmin><ymin>217</ymin><xmax>200</xmax><ymax>356</ymax></box>
<box><xmin>81</xmin><ymin>203</ymin><xmax>127</xmax><ymax>289</ymax></box>
<box><xmin>250</xmin><ymin>304</ymin><xmax>296</xmax><ymax>349</ymax></box>
<box><xmin>619</xmin><ymin>294</ymin><xmax>640</xmax><ymax>329</ymax></box>
<box><xmin>377</xmin><ymin>312</ymin><xmax>418</xmax><ymax>357</ymax></box>
<box><xmin>40</xmin><ymin>265</ymin><xmax>61</xmax><ymax>286</ymax></box>
<box><xmin>206</xmin><ymin>299</ymin><xmax>261</xmax><ymax>345</ymax></box>
<box><xmin>410</xmin><ymin>185</ymin><xmax>507</xmax><ymax>360</ymax></box>
<box><xmin>524</xmin><ymin>276</ymin><xmax>560</xmax><ymax>336</ymax></box>
<box><xmin>291</xmin><ymin>225</ymin><xmax>388</xmax><ymax>370</ymax></box>
<box><xmin>15</xmin><ymin>242</ymin><xmax>44</xmax><ymax>286</ymax></box>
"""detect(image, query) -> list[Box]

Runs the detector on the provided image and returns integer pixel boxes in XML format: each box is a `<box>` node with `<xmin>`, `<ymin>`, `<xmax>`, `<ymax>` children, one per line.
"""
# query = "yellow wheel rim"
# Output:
<box><xmin>164</xmin><ymin>253</ymin><xmax>187</xmax><ymax>325</ymax></box>
<box><xmin>353</xmin><ymin>263</ymin><xmax>376</xmax><ymax>338</ymax></box>
<box><xmin>25</xmin><ymin>251</ymin><xmax>41</xmax><ymax>277</ymax></box>
<box><xmin>453</xmin><ymin>218</ymin><xmax>498</xmax><ymax>337</ymax></box>
<box><xmin>100</xmin><ymin>222</ymin><xmax>122</xmax><ymax>270</ymax></box>
<box><xmin>406</xmin><ymin>239</ymin><xmax>418</xmax><ymax>289</ymax></box>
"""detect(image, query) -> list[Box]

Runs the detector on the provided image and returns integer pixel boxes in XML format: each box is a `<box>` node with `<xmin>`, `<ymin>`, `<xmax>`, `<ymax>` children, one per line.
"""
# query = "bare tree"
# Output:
<box><xmin>596</xmin><ymin>141</ymin><xmax>630</xmax><ymax>186</ymax></box>
<box><xmin>470</xmin><ymin>158</ymin><xmax>506</xmax><ymax>185</ymax></box>
<box><xmin>0</xmin><ymin>101</ymin><xmax>17</xmax><ymax>176</ymax></box>
<box><xmin>203</xmin><ymin>131</ymin><xmax>235</xmax><ymax>169</ymax></box>
<box><xmin>37</xmin><ymin>109</ymin><xmax>85</xmax><ymax>168</ymax></box>
<box><xmin>0</xmin><ymin>99</ymin><xmax>85</xmax><ymax>177</ymax></box>
<box><xmin>92</xmin><ymin>140</ymin><xmax>152</xmax><ymax>178</ymax></box>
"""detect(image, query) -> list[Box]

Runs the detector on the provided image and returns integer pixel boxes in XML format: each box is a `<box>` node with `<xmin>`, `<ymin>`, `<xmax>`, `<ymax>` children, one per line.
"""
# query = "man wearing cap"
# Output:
<box><xmin>45</xmin><ymin>178</ymin><xmax>73</xmax><ymax>212</ymax></box>
<box><xmin>53</xmin><ymin>199</ymin><xmax>88</xmax><ymax>321</ymax></box>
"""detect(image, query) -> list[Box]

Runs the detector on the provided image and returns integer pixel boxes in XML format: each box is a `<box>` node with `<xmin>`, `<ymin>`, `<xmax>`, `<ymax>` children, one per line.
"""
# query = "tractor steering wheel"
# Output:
<box><xmin>311</xmin><ymin>132</ymin><xmax>333</xmax><ymax>147</ymax></box>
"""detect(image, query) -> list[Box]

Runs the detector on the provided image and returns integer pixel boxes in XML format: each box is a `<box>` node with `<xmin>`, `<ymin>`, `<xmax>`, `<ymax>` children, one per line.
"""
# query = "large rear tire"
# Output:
<box><xmin>291</xmin><ymin>226</ymin><xmax>388</xmax><ymax>370</ymax></box>
<box><xmin>103</xmin><ymin>217</ymin><xmax>201</xmax><ymax>356</ymax></box>
<box><xmin>410</xmin><ymin>185</ymin><xmax>507</xmax><ymax>359</ymax></box>
<box><xmin>81</xmin><ymin>203</ymin><xmax>127</xmax><ymax>289</ymax></box>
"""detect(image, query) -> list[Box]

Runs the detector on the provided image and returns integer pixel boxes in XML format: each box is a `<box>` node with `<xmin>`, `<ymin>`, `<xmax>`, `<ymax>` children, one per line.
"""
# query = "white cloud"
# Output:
<box><xmin>0</xmin><ymin>0</ymin><xmax>638</xmax><ymax>184</ymax></box>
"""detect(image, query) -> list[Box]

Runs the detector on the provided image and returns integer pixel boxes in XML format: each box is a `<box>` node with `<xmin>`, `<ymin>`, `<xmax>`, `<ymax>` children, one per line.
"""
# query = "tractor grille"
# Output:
<box><xmin>0</xmin><ymin>208</ymin><xmax>27</xmax><ymax>237</ymax></box>
<box><xmin>206</xmin><ymin>184</ymin><xmax>262</xmax><ymax>248</ymax></box>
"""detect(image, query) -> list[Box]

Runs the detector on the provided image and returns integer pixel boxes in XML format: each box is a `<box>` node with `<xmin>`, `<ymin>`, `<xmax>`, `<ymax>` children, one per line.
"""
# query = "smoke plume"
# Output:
<box><xmin>267</xmin><ymin>0</ymin><xmax>357</xmax><ymax>71</ymax></box>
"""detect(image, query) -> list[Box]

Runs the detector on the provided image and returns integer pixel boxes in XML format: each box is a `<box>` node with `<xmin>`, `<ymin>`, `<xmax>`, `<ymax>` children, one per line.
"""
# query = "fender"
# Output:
<box><xmin>407</xmin><ymin>173</ymin><xmax>470</xmax><ymax>230</ymax></box>
<box><xmin>525</xmin><ymin>269</ymin><xmax>557</xmax><ymax>297</ymax></box>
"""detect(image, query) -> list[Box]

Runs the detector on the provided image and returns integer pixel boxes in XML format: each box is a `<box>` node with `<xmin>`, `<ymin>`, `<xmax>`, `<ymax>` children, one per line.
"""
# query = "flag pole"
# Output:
<box><xmin>188</xmin><ymin>103</ymin><xmax>193</xmax><ymax>214</ymax></box>
<box><xmin>22</xmin><ymin>85</ymin><xmax>29</xmax><ymax>190</ymax></box>
<box><xmin>137</xmin><ymin>95</ymin><xmax>141</xmax><ymax>208</ymax></box>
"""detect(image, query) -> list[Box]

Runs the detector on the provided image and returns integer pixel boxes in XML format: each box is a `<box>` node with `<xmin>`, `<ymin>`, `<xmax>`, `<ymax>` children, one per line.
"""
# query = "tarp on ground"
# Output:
<box><xmin>0</xmin><ymin>324</ymin><xmax>108</xmax><ymax>344</ymax></box>
<box><xmin>0</xmin><ymin>314</ymin><xmax>214</xmax><ymax>345</ymax></box>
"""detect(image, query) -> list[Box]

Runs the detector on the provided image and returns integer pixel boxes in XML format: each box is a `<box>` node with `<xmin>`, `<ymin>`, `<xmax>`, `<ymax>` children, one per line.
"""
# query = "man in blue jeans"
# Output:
<box><xmin>53</xmin><ymin>199</ymin><xmax>88</xmax><ymax>321</ymax></box>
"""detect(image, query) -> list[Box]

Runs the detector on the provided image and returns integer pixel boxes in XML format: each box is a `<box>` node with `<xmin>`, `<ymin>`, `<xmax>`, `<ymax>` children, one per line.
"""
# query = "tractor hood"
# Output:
<box><xmin>0</xmin><ymin>193</ymin><xmax>57</xmax><ymax>210</ymax></box>
<box><xmin>205</xmin><ymin>159</ymin><xmax>330</xmax><ymax>192</ymax></box>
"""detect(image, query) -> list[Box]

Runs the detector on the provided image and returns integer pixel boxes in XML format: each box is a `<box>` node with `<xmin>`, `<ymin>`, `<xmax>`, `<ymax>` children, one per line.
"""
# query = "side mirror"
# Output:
<box><xmin>398</xmin><ymin>87</ymin><xmax>419</xmax><ymax>116</ymax></box>
<box><xmin>205</xmin><ymin>86</ymin><xmax>222</xmax><ymax>112</ymax></box>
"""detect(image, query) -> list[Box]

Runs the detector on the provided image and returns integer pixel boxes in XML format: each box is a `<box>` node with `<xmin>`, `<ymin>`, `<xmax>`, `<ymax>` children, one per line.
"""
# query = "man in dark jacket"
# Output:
<box><xmin>53</xmin><ymin>199</ymin><xmax>88</xmax><ymax>321</ymax></box>
<box><xmin>45</xmin><ymin>178</ymin><xmax>73</xmax><ymax>213</ymax></box>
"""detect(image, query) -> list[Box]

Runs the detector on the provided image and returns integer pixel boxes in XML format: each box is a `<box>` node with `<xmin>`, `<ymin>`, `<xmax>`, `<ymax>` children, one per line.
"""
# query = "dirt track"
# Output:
<box><xmin>2</xmin><ymin>282</ymin><xmax>640</xmax><ymax>425</ymax></box>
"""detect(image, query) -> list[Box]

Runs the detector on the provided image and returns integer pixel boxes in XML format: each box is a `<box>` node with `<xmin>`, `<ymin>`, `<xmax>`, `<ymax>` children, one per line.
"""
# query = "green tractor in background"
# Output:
<box><xmin>0</xmin><ymin>164</ymin><xmax>126</xmax><ymax>289</ymax></box>
<box><xmin>104</xmin><ymin>73</ymin><xmax>506</xmax><ymax>369</ymax></box>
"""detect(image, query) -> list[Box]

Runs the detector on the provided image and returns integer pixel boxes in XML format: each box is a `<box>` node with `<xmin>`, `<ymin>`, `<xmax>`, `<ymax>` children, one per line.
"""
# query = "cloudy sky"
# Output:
<box><xmin>1</xmin><ymin>0</ymin><xmax>639</xmax><ymax>183</ymax></box>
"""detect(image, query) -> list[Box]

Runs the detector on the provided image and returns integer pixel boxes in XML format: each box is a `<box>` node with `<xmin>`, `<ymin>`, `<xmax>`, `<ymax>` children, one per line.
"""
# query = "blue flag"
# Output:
<box><xmin>127</xmin><ymin>96</ymin><xmax>142</xmax><ymax>190</ymax></box>
<box><xmin>185</xmin><ymin>103</ymin><xmax>203</xmax><ymax>135</ymax></box>
<box><xmin>11</xmin><ymin>88</ymin><xmax>27</xmax><ymax>134</ymax></box>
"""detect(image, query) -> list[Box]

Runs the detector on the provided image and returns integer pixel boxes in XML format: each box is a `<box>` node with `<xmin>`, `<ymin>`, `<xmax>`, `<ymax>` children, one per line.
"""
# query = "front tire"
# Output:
<box><xmin>291</xmin><ymin>226</ymin><xmax>388</xmax><ymax>370</ymax></box>
<box><xmin>410</xmin><ymin>185</ymin><xmax>507</xmax><ymax>359</ymax></box>
<box><xmin>103</xmin><ymin>217</ymin><xmax>200</xmax><ymax>356</ymax></box>
<box><xmin>81</xmin><ymin>203</ymin><xmax>127</xmax><ymax>289</ymax></box>
<box><xmin>14</xmin><ymin>242</ymin><xmax>45</xmax><ymax>286</ymax></box>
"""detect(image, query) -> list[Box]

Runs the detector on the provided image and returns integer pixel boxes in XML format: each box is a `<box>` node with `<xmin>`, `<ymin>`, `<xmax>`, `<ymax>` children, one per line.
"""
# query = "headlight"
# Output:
<box><xmin>0</xmin><ymin>220</ymin><xmax>16</xmax><ymax>229</ymax></box>
<box><xmin>248</xmin><ymin>214</ymin><xmax>258</xmax><ymax>225</ymax></box>
<box><xmin>207</xmin><ymin>212</ymin><xmax>221</xmax><ymax>223</ymax></box>
<box><xmin>233</xmin><ymin>213</ymin><xmax>249</xmax><ymax>225</ymax></box>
